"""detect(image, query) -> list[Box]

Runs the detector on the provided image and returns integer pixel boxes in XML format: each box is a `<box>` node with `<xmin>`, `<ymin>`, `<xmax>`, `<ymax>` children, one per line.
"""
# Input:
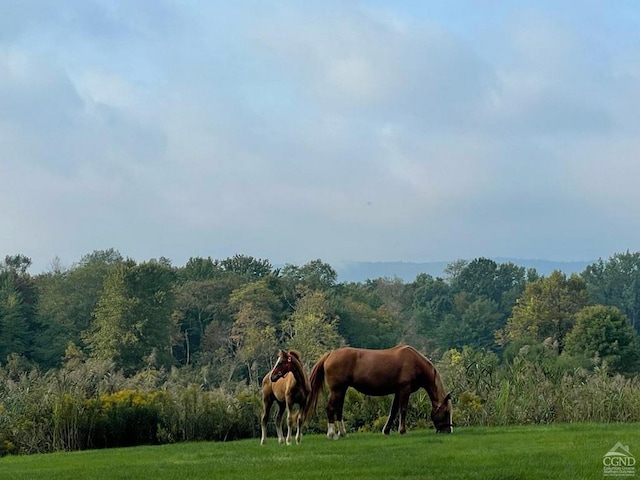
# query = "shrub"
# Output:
<box><xmin>89</xmin><ymin>390</ymin><xmax>170</xmax><ymax>448</ymax></box>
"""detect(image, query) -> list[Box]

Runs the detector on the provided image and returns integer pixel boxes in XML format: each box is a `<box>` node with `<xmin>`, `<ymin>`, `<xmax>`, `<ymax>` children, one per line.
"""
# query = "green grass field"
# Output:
<box><xmin>1</xmin><ymin>423</ymin><xmax>638</xmax><ymax>480</ymax></box>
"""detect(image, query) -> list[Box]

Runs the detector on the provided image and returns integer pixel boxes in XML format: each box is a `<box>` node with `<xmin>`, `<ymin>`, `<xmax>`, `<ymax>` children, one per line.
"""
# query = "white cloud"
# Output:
<box><xmin>1</xmin><ymin>1</ymin><xmax>639</xmax><ymax>271</ymax></box>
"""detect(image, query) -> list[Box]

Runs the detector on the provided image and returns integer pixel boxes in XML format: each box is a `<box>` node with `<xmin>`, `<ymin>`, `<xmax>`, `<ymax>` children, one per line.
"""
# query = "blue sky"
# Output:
<box><xmin>1</xmin><ymin>1</ymin><xmax>639</xmax><ymax>273</ymax></box>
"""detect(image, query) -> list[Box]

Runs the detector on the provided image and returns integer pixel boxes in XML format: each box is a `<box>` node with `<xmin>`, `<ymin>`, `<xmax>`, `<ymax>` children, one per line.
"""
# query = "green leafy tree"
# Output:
<box><xmin>411</xmin><ymin>273</ymin><xmax>452</xmax><ymax>336</ymax></box>
<box><xmin>434</xmin><ymin>259</ymin><xmax>529</xmax><ymax>353</ymax></box>
<box><xmin>450</xmin><ymin>258</ymin><xmax>501</xmax><ymax>300</ymax></box>
<box><xmin>449</xmin><ymin>257</ymin><xmax>527</xmax><ymax>314</ymax></box>
<box><xmin>503</xmin><ymin>271</ymin><xmax>588</xmax><ymax>353</ymax></box>
<box><xmin>368</xmin><ymin>277</ymin><xmax>415</xmax><ymax>346</ymax></box>
<box><xmin>221</xmin><ymin>254</ymin><xmax>273</xmax><ymax>280</ymax></box>
<box><xmin>331</xmin><ymin>282</ymin><xmax>401</xmax><ymax>349</ymax></box>
<box><xmin>228</xmin><ymin>279</ymin><xmax>284</xmax><ymax>383</ymax></box>
<box><xmin>281</xmin><ymin>259</ymin><xmax>337</xmax><ymax>291</ymax></box>
<box><xmin>84</xmin><ymin>264</ymin><xmax>136</xmax><ymax>365</ymax></box>
<box><xmin>84</xmin><ymin>259</ymin><xmax>176</xmax><ymax>373</ymax></box>
<box><xmin>0</xmin><ymin>255</ymin><xmax>37</xmax><ymax>361</ymax></box>
<box><xmin>436</xmin><ymin>295</ymin><xmax>503</xmax><ymax>351</ymax></box>
<box><xmin>2</xmin><ymin>254</ymin><xmax>32</xmax><ymax>275</ymax></box>
<box><xmin>129</xmin><ymin>259</ymin><xmax>177</xmax><ymax>367</ymax></box>
<box><xmin>228</xmin><ymin>278</ymin><xmax>284</xmax><ymax>318</ymax></box>
<box><xmin>582</xmin><ymin>251</ymin><xmax>640</xmax><ymax>331</ymax></box>
<box><xmin>0</xmin><ymin>275</ymin><xmax>31</xmax><ymax>360</ymax></box>
<box><xmin>564</xmin><ymin>305</ymin><xmax>640</xmax><ymax>374</ymax></box>
<box><xmin>231</xmin><ymin>304</ymin><xmax>278</xmax><ymax>385</ymax></box>
<box><xmin>34</xmin><ymin>249</ymin><xmax>123</xmax><ymax>367</ymax></box>
<box><xmin>443</xmin><ymin>259</ymin><xmax>468</xmax><ymax>281</ymax></box>
<box><xmin>172</xmin><ymin>279</ymin><xmax>236</xmax><ymax>365</ymax></box>
<box><xmin>180</xmin><ymin>256</ymin><xmax>224</xmax><ymax>281</ymax></box>
<box><xmin>283</xmin><ymin>291</ymin><xmax>344</xmax><ymax>366</ymax></box>
<box><xmin>200</xmin><ymin>317</ymin><xmax>236</xmax><ymax>383</ymax></box>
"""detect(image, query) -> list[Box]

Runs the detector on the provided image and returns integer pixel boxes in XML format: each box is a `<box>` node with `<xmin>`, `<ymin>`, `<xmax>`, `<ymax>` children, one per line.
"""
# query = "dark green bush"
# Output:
<box><xmin>88</xmin><ymin>390</ymin><xmax>169</xmax><ymax>448</ymax></box>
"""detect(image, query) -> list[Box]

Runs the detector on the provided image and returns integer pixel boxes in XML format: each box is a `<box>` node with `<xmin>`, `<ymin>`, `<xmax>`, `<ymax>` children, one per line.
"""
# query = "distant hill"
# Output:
<box><xmin>335</xmin><ymin>258</ymin><xmax>593</xmax><ymax>283</ymax></box>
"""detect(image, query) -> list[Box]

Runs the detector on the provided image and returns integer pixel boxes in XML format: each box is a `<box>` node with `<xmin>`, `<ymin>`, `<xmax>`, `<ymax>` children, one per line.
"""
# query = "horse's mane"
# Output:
<box><xmin>398</xmin><ymin>344</ymin><xmax>434</xmax><ymax>366</ymax></box>
<box><xmin>399</xmin><ymin>345</ymin><xmax>447</xmax><ymax>403</ymax></box>
<box><xmin>403</xmin><ymin>345</ymin><xmax>430</xmax><ymax>361</ymax></box>
<box><xmin>288</xmin><ymin>349</ymin><xmax>303</xmax><ymax>362</ymax></box>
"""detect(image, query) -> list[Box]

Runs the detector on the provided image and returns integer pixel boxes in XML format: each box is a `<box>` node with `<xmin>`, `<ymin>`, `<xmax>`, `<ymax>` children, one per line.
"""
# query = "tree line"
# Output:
<box><xmin>1</xmin><ymin>249</ymin><xmax>639</xmax><ymax>381</ymax></box>
<box><xmin>2</xmin><ymin>249</ymin><xmax>640</xmax><ymax>454</ymax></box>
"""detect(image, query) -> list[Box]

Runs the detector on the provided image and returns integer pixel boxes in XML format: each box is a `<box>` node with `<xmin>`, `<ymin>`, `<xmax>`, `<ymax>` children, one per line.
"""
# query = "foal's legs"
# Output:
<box><xmin>285</xmin><ymin>406</ymin><xmax>301</xmax><ymax>445</ymax></box>
<box><xmin>260</xmin><ymin>396</ymin><xmax>273</xmax><ymax>445</ymax></box>
<box><xmin>285</xmin><ymin>404</ymin><xmax>294</xmax><ymax>445</ymax></box>
<box><xmin>275</xmin><ymin>401</ymin><xmax>286</xmax><ymax>444</ymax></box>
<box><xmin>294</xmin><ymin>411</ymin><xmax>302</xmax><ymax>444</ymax></box>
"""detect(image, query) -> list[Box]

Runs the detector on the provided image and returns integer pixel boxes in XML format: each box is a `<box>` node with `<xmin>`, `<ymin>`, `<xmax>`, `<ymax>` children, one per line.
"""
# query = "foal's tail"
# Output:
<box><xmin>303</xmin><ymin>352</ymin><xmax>330</xmax><ymax>423</ymax></box>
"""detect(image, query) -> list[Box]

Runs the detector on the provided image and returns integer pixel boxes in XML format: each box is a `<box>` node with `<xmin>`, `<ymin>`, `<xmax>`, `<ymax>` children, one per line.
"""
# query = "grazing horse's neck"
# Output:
<box><xmin>411</xmin><ymin>348</ymin><xmax>446</xmax><ymax>405</ymax></box>
<box><xmin>425</xmin><ymin>368</ymin><xmax>446</xmax><ymax>405</ymax></box>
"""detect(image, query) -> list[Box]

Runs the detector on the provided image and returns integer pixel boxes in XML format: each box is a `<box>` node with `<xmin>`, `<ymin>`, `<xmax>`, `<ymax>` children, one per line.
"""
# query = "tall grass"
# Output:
<box><xmin>438</xmin><ymin>347</ymin><xmax>640</xmax><ymax>427</ymax></box>
<box><xmin>0</xmin><ymin>347</ymin><xmax>639</xmax><ymax>455</ymax></box>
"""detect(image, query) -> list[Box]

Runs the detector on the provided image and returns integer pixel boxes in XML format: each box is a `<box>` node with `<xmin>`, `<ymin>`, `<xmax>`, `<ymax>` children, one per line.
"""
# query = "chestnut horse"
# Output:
<box><xmin>308</xmin><ymin>345</ymin><xmax>453</xmax><ymax>439</ymax></box>
<box><xmin>261</xmin><ymin>349</ymin><xmax>311</xmax><ymax>445</ymax></box>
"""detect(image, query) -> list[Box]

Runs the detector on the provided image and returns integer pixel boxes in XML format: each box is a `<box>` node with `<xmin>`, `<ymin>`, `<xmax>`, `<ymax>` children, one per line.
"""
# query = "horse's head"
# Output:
<box><xmin>270</xmin><ymin>349</ymin><xmax>294</xmax><ymax>382</ymax></box>
<box><xmin>431</xmin><ymin>392</ymin><xmax>453</xmax><ymax>434</ymax></box>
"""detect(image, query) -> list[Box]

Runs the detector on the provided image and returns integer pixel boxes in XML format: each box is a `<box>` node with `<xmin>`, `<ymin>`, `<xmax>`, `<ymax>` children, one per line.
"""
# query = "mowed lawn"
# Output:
<box><xmin>1</xmin><ymin>423</ymin><xmax>638</xmax><ymax>480</ymax></box>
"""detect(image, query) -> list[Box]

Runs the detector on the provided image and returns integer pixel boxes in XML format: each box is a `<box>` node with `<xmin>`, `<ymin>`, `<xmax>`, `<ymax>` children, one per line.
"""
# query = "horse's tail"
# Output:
<box><xmin>303</xmin><ymin>352</ymin><xmax>330</xmax><ymax>424</ymax></box>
